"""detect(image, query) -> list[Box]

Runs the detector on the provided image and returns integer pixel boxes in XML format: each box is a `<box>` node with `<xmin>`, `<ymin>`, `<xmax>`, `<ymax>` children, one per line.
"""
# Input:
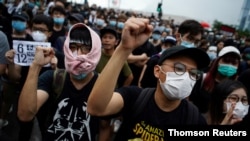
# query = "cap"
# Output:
<box><xmin>12</xmin><ymin>12</ymin><xmax>29</xmax><ymax>21</ymax></box>
<box><xmin>243</xmin><ymin>48</ymin><xmax>250</xmax><ymax>53</ymax></box>
<box><xmin>152</xmin><ymin>29</ymin><xmax>161</xmax><ymax>35</ymax></box>
<box><xmin>218</xmin><ymin>46</ymin><xmax>241</xmax><ymax>58</ymax></box>
<box><xmin>100</xmin><ymin>26</ymin><xmax>118</xmax><ymax>39</ymax></box>
<box><xmin>68</xmin><ymin>13</ymin><xmax>84</xmax><ymax>23</ymax></box>
<box><xmin>162</xmin><ymin>36</ymin><xmax>176</xmax><ymax>45</ymax></box>
<box><xmin>158</xmin><ymin>45</ymin><xmax>210</xmax><ymax>69</ymax></box>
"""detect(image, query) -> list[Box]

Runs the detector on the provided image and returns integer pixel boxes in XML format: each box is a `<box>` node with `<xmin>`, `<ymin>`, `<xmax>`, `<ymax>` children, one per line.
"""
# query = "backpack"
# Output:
<box><xmin>132</xmin><ymin>88</ymin><xmax>199</xmax><ymax>124</ymax></box>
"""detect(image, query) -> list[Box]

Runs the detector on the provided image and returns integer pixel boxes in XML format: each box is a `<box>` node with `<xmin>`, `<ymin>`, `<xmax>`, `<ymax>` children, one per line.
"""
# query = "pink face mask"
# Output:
<box><xmin>63</xmin><ymin>23</ymin><xmax>101</xmax><ymax>75</ymax></box>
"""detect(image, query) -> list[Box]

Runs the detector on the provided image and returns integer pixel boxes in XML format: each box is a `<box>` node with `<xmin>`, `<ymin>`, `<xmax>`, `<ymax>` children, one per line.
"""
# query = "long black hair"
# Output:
<box><xmin>209</xmin><ymin>79</ymin><xmax>247</xmax><ymax>124</ymax></box>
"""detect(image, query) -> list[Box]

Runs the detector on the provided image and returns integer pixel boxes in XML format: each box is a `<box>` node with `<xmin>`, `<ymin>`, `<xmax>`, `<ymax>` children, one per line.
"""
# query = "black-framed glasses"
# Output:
<box><xmin>161</xmin><ymin>62</ymin><xmax>202</xmax><ymax>81</ymax></box>
<box><xmin>226</xmin><ymin>95</ymin><xmax>249</xmax><ymax>106</ymax></box>
<box><xmin>69</xmin><ymin>43</ymin><xmax>91</xmax><ymax>53</ymax></box>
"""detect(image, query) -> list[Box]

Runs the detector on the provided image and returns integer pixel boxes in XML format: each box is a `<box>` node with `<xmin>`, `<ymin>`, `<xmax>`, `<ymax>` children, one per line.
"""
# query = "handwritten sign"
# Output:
<box><xmin>13</xmin><ymin>40</ymin><xmax>51</xmax><ymax>66</ymax></box>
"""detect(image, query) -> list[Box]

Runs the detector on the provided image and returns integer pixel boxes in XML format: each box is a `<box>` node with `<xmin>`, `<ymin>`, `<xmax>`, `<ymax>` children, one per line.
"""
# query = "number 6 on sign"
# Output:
<box><xmin>13</xmin><ymin>40</ymin><xmax>51</xmax><ymax>66</ymax></box>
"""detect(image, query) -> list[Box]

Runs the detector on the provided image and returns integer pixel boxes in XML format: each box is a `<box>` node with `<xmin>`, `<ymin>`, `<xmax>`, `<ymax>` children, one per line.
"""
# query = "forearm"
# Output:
<box><xmin>6</xmin><ymin>63</ymin><xmax>21</xmax><ymax>82</ymax></box>
<box><xmin>98</xmin><ymin>120</ymin><xmax>113</xmax><ymax>141</ymax></box>
<box><xmin>88</xmin><ymin>46</ymin><xmax>132</xmax><ymax>114</ymax></box>
<box><xmin>18</xmin><ymin>63</ymin><xmax>42</xmax><ymax>122</ymax></box>
<box><xmin>0</xmin><ymin>64</ymin><xmax>7</xmax><ymax>75</ymax></box>
<box><xmin>127</xmin><ymin>53</ymin><xmax>146</xmax><ymax>63</ymax></box>
<box><xmin>123</xmin><ymin>74</ymin><xmax>133</xmax><ymax>86</ymax></box>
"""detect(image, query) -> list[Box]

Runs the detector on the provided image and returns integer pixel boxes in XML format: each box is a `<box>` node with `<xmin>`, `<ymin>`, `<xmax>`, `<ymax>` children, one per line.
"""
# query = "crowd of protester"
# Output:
<box><xmin>0</xmin><ymin>0</ymin><xmax>250</xmax><ymax>140</ymax></box>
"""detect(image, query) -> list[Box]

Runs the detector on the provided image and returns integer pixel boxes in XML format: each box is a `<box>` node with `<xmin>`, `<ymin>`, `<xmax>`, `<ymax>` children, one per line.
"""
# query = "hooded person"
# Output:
<box><xmin>17</xmin><ymin>23</ymin><xmax>107</xmax><ymax>141</ymax></box>
<box><xmin>64</xmin><ymin>23</ymin><xmax>101</xmax><ymax>79</ymax></box>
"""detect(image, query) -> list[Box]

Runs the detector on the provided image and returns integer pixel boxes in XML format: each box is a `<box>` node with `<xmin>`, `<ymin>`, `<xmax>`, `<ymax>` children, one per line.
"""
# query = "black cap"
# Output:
<box><xmin>158</xmin><ymin>45</ymin><xmax>210</xmax><ymax>69</ymax></box>
<box><xmin>12</xmin><ymin>12</ymin><xmax>29</xmax><ymax>21</ymax></box>
<box><xmin>100</xmin><ymin>26</ymin><xmax>118</xmax><ymax>39</ymax></box>
<box><xmin>68</xmin><ymin>13</ymin><xmax>84</xmax><ymax>23</ymax></box>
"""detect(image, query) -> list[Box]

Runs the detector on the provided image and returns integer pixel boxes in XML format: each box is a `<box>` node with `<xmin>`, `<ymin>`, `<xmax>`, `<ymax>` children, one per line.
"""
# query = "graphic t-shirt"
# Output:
<box><xmin>115</xmin><ymin>86</ymin><xmax>207</xmax><ymax>141</ymax></box>
<box><xmin>38</xmin><ymin>70</ymin><xmax>100</xmax><ymax>141</ymax></box>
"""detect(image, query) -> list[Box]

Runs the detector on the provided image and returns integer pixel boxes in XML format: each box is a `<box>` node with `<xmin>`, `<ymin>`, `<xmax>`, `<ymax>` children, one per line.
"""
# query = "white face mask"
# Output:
<box><xmin>226</xmin><ymin>102</ymin><xmax>249</xmax><ymax>119</ymax></box>
<box><xmin>31</xmin><ymin>31</ymin><xmax>47</xmax><ymax>42</ymax></box>
<box><xmin>159</xmin><ymin>71</ymin><xmax>196</xmax><ymax>100</ymax></box>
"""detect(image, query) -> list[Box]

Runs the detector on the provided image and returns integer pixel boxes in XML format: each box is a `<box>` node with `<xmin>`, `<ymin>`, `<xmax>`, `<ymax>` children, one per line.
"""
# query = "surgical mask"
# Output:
<box><xmin>180</xmin><ymin>35</ymin><xmax>196</xmax><ymax>48</ymax></box>
<box><xmin>218</xmin><ymin>64</ymin><xmax>237</xmax><ymax>77</ymax></box>
<box><xmin>53</xmin><ymin>17</ymin><xmax>65</xmax><ymax>25</ymax></box>
<box><xmin>90</xmin><ymin>10</ymin><xmax>96</xmax><ymax>16</ymax></box>
<box><xmin>152</xmin><ymin>34</ymin><xmax>161</xmax><ymax>40</ymax></box>
<box><xmin>165</xmin><ymin>28</ymin><xmax>170</xmax><ymax>32</ymax></box>
<box><xmin>35</xmin><ymin>1</ymin><xmax>41</xmax><ymax>7</ymax></box>
<box><xmin>72</xmin><ymin>73</ymin><xmax>88</xmax><ymax>80</ymax></box>
<box><xmin>158</xmin><ymin>26</ymin><xmax>165</xmax><ymax>32</ymax></box>
<box><xmin>207</xmin><ymin>52</ymin><xmax>217</xmax><ymax>61</ymax></box>
<box><xmin>31</xmin><ymin>31</ymin><xmax>47</xmax><ymax>42</ymax></box>
<box><xmin>117</xmin><ymin>22</ymin><xmax>124</xmax><ymax>29</ymax></box>
<box><xmin>109</xmin><ymin>20</ymin><xmax>117</xmax><ymax>27</ymax></box>
<box><xmin>12</xmin><ymin>21</ymin><xmax>26</xmax><ymax>32</ymax></box>
<box><xmin>245</xmin><ymin>54</ymin><xmax>250</xmax><ymax>60</ymax></box>
<box><xmin>28</xmin><ymin>2</ymin><xmax>35</xmax><ymax>9</ymax></box>
<box><xmin>180</xmin><ymin>40</ymin><xmax>195</xmax><ymax>48</ymax></box>
<box><xmin>226</xmin><ymin>102</ymin><xmax>249</xmax><ymax>119</ymax></box>
<box><xmin>95</xmin><ymin>19</ymin><xmax>105</xmax><ymax>27</ymax></box>
<box><xmin>159</xmin><ymin>71</ymin><xmax>196</xmax><ymax>100</ymax></box>
<box><xmin>160</xmin><ymin>37</ymin><xmax>165</xmax><ymax>42</ymax></box>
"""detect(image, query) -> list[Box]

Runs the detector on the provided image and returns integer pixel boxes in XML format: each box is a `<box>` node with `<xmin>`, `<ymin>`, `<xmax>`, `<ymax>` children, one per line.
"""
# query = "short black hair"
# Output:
<box><xmin>178</xmin><ymin>19</ymin><xmax>204</xmax><ymax>37</ymax></box>
<box><xmin>70</xmin><ymin>26</ymin><xmax>92</xmax><ymax>47</ymax></box>
<box><xmin>32</xmin><ymin>14</ymin><xmax>53</xmax><ymax>31</ymax></box>
<box><xmin>100</xmin><ymin>26</ymin><xmax>118</xmax><ymax>39</ymax></box>
<box><xmin>51</xmin><ymin>5</ymin><xmax>66</xmax><ymax>15</ymax></box>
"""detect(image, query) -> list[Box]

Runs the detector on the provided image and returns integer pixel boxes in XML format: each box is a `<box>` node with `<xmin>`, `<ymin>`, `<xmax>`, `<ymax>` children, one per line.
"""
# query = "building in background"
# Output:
<box><xmin>239</xmin><ymin>0</ymin><xmax>250</xmax><ymax>31</ymax></box>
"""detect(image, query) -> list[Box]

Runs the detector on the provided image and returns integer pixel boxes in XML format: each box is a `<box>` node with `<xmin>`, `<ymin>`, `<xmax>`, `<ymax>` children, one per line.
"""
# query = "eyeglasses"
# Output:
<box><xmin>161</xmin><ymin>62</ymin><xmax>202</xmax><ymax>80</ymax></box>
<box><xmin>69</xmin><ymin>43</ymin><xmax>91</xmax><ymax>53</ymax></box>
<box><xmin>226</xmin><ymin>95</ymin><xmax>249</xmax><ymax>106</ymax></box>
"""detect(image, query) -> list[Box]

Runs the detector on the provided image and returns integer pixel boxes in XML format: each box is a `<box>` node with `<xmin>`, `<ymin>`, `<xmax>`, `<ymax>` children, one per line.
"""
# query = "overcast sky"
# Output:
<box><xmin>85</xmin><ymin>0</ymin><xmax>244</xmax><ymax>26</ymax></box>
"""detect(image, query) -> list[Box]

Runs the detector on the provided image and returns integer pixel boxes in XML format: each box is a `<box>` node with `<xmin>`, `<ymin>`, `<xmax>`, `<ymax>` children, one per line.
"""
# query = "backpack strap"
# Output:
<box><xmin>186</xmin><ymin>100</ymin><xmax>199</xmax><ymax>124</ymax></box>
<box><xmin>132</xmin><ymin>88</ymin><xmax>155</xmax><ymax>119</ymax></box>
<box><xmin>52</xmin><ymin>69</ymin><xmax>67</xmax><ymax>99</ymax></box>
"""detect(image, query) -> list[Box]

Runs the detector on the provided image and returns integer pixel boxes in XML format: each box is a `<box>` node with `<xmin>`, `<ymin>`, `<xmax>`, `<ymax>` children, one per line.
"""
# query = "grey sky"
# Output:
<box><xmin>88</xmin><ymin>0</ymin><xmax>244</xmax><ymax>25</ymax></box>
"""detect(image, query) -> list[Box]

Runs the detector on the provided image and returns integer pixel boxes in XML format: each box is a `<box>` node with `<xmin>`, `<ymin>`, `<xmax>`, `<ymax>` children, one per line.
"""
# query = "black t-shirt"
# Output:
<box><xmin>49</xmin><ymin>27</ymin><xmax>66</xmax><ymax>48</ymax></box>
<box><xmin>37</xmin><ymin>70</ymin><xmax>100</xmax><ymax>141</ymax></box>
<box><xmin>115</xmin><ymin>86</ymin><xmax>207</xmax><ymax>141</ymax></box>
<box><xmin>129</xmin><ymin>41</ymin><xmax>157</xmax><ymax>86</ymax></box>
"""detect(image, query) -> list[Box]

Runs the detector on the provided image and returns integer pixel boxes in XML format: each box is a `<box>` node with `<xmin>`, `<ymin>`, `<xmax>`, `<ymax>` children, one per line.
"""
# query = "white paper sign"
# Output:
<box><xmin>13</xmin><ymin>40</ymin><xmax>51</xmax><ymax>66</ymax></box>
